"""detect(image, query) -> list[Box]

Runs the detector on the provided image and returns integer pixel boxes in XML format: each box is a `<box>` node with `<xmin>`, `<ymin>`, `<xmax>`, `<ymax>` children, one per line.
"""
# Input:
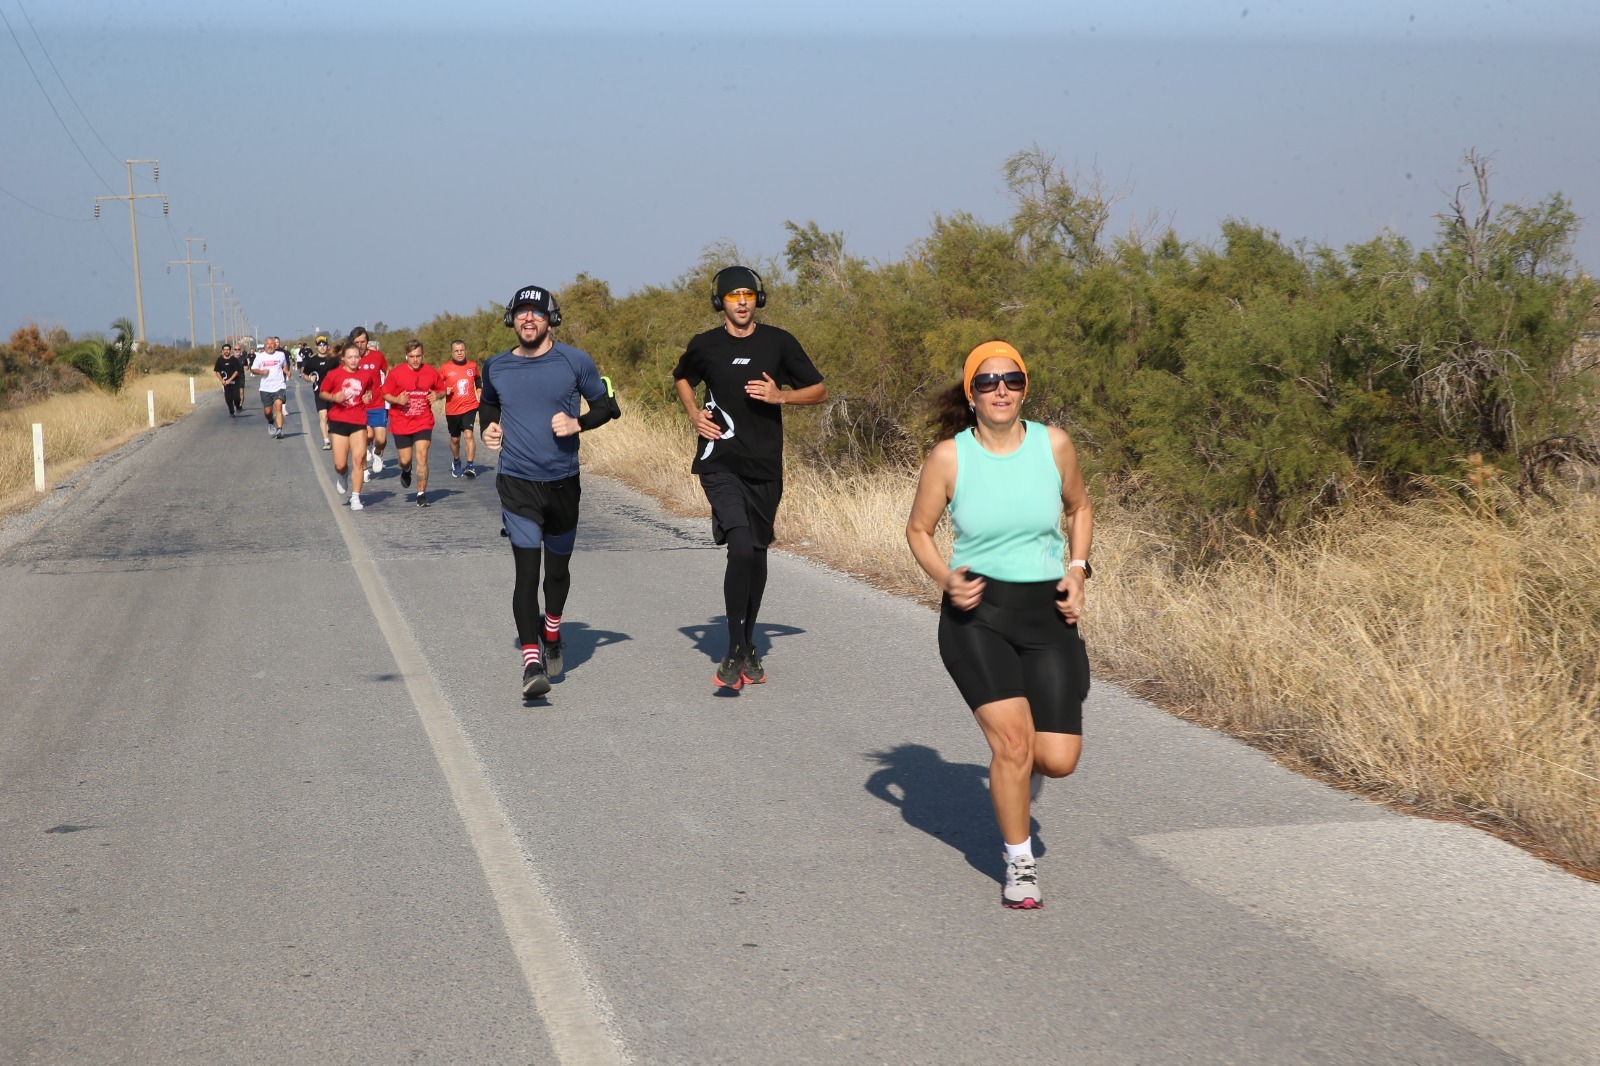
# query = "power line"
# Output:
<box><xmin>164</xmin><ymin>210</ymin><xmax>184</xmax><ymax>255</ymax></box>
<box><xmin>0</xmin><ymin>4</ymin><xmax>114</xmax><ymax>194</ymax></box>
<box><xmin>0</xmin><ymin>178</ymin><xmax>92</xmax><ymax>222</ymax></box>
<box><xmin>14</xmin><ymin>0</ymin><xmax>122</xmax><ymax>168</ymax></box>
<box><xmin>94</xmin><ymin>218</ymin><xmax>131</xmax><ymax>268</ymax></box>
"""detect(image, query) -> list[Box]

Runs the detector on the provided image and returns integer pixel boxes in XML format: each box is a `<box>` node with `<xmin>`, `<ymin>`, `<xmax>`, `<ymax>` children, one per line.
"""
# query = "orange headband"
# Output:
<box><xmin>963</xmin><ymin>341</ymin><xmax>1028</xmax><ymax>400</ymax></box>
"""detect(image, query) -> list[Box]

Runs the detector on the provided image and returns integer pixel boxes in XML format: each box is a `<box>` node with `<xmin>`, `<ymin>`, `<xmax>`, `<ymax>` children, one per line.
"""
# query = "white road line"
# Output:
<box><xmin>296</xmin><ymin>391</ymin><xmax>627</xmax><ymax>1065</ymax></box>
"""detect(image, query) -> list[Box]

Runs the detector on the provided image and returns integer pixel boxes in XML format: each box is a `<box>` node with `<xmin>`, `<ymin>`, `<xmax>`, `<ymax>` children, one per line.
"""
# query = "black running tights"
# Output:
<box><xmin>512</xmin><ymin>546</ymin><xmax>572</xmax><ymax>645</ymax></box>
<box><xmin>723</xmin><ymin>526</ymin><xmax>768</xmax><ymax>650</ymax></box>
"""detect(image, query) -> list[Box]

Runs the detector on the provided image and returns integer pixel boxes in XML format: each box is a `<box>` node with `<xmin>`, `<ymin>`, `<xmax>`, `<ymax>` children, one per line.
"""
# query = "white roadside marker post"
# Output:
<box><xmin>33</xmin><ymin>423</ymin><xmax>45</xmax><ymax>491</ymax></box>
<box><xmin>189</xmin><ymin>376</ymin><xmax>195</xmax><ymax>404</ymax></box>
<box><xmin>147</xmin><ymin>390</ymin><xmax>156</xmax><ymax>427</ymax></box>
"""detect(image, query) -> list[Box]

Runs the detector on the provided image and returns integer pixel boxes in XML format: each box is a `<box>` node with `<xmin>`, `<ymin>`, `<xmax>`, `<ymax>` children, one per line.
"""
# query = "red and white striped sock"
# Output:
<box><xmin>522</xmin><ymin>643</ymin><xmax>541</xmax><ymax>667</ymax></box>
<box><xmin>541</xmin><ymin>613</ymin><xmax>562</xmax><ymax>644</ymax></box>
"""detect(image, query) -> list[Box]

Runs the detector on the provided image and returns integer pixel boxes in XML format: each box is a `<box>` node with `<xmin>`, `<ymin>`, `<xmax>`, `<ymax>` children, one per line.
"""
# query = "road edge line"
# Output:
<box><xmin>295</xmin><ymin>387</ymin><xmax>628</xmax><ymax>1065</ymax></box>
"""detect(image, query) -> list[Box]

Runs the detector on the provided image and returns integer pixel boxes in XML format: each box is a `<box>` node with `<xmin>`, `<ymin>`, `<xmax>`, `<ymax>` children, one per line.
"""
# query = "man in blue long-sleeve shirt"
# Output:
<box><xmin>480</xmin><ymin>283</ymin><xmax>619</xmax><ymax>700</ymax></box>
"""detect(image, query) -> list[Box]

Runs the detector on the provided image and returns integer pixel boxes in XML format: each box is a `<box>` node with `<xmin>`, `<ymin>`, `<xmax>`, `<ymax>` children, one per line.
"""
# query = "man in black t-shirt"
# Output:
<box><xmin>213</xmin><ymin>343</ymin><xmax>244</xmax><ymax>416</ymax></box>
<box><xmin>301</xmin><ymin>334</ymin><xmax>340</xmax><ymax>448</ymax></box>
<box><xmin>673</xmin><ymin>266</ymin><xmax>827</xmax><ymax>690</ymax></box>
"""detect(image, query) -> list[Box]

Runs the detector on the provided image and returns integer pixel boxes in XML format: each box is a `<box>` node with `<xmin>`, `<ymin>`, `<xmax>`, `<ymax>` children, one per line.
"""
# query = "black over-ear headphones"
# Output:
<box><xmin>503</xmin><ymin>287</ymin><xmax>563</xmax><ymax>329</ymax></box>
<box><xmin>710</xmin><ymin>267</ymin><xmax>767</xmax><ymax>312</ymax></box>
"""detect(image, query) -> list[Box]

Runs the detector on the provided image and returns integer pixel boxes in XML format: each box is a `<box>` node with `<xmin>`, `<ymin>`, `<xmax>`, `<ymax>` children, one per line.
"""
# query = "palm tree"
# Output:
<box><xmin>103</xmin><ymin>317</ymin><xmax>136</xmax><ymax>393</ymax></box>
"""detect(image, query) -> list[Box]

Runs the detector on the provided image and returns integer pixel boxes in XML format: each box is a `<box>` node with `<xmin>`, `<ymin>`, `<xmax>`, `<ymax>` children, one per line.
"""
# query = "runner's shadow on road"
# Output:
<box><xmin>557</xmin><ymin>621</ymin><xmax>629</xmax><ymax>673</ymax></box>
<box><xmin>864</xmin><ymin>743</ymin><xmax>1042</xmax><ymax>884</ymax></box>
<box><xmin>506</xmin><ymin>622</ymin><xmax>629</xmax><ymax>674</ymax></box>
<box><xmin>679</xmin><ymin>618</ymin><xmax>806</xmax><ymax>662</ymax></box>
<box><xmin>680</xmin><ymin>619</ymin><xmax>807</xmax><ymax>698</ymax></box>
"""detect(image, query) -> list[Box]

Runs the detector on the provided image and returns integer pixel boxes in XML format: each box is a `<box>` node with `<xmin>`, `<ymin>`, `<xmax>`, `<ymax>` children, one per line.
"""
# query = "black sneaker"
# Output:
<box><xmin>714</xmin><ymin>646</ymin><xmax>745</xmax><ymax>690</ymax></box>
<box><xmin>400</xmin><ymin>465</ymin><xmax>412</xmax><ymax>488</ymax></box>
<box><xmin>416</xmin><ymin>493</ymin><xmax>429</xmax><ymax>508</ymax></box>
<box><xmin>542</xmin><ymin>638</ymin><xmax>563</xmax><ymax>678</ymax></box>
<box><xmin>740</xmin><ymin>646</ymin><xmax>766</xmax><ymax>685</ymax></box>
<box><xmin>521</xmin><ymin>661</ymin><xmax>550</xmax><ymax>699</ymax></box>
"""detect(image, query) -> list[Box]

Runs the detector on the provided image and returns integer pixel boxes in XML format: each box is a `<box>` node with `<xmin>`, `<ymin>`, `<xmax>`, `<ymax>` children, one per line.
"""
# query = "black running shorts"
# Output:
<box><xmin>329</xmin><ymin>421</ymin><xmax>366</xmax><ymax>438</ymax></box>
<box><xmin>937</xmin><ymin>575</ymin><xmax>1089</xmax><ymax>734</ymax></box>
<box><xmin>497</xmin><ymin>473</ymin><xmax>580</xmax><ymax>538</ymax></box>
<box><xmin>700</xmin><ymin>471</ymin><xmax>781</xmax><ymax>548</ymax></box>
<box><xmin>446</xmin><ymin>411</ymin><xmax>478</xmax><ymax>436</ymax></box>
<box><xmin>392</xmin><ymin>430</ymin><xmax>432</xmax><ymax>448</ymax></box>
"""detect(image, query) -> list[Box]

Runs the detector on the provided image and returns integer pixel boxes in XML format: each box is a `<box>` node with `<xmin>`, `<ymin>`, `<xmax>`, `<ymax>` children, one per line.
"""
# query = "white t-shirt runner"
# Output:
<box><xmin>251</xmin><ymin>350</ymin><xmax>289</xmax><ymax>391</ymax></box>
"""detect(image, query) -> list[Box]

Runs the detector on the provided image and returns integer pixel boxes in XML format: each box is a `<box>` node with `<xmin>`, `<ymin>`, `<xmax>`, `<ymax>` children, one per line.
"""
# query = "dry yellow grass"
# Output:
<box><xmin>0</xmin><ymin>373</ymin><xmax>218</xmax><ymax>514</ymax></box>
<box><xmin>587</xmin><ymin>406</ymin><xmax>1600</xmax><ymax>875</ymax></box>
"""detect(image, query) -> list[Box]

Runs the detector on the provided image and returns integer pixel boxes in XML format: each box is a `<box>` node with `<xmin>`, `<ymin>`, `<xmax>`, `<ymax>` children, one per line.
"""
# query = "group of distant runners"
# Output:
<box><xmin>216</xmin><ymin>328</ymin><xmax>488</xmax><ymax>511</ymax></box>
<box><xmin>211</xmin><ymin>335</ymin><xmax>292</xmax><ymax>435</ymax></box>
<box><xmin>309</xmin><ymin>329</ymin><xmax>483</xmax><ymax>510</ymax></box>
<box><xmin>210</xmin><ymin>267</ymin><xmax>1093</xmax><ymax>910</ymax></box>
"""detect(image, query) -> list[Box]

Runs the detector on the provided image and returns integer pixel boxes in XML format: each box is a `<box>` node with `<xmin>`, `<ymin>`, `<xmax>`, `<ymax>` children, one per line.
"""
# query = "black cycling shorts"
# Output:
<box><xmin>700</xmin><ymin>471</ymin><xmax>781</xmax><ymax>548</ymax></box>
<box><xmin>937</xmin><ymin>575</ymin><xmax>1089</xmax><ymax>734</ymax></box>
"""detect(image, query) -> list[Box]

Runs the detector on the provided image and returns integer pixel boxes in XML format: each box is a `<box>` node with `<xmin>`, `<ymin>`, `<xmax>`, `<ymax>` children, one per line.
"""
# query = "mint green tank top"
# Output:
<box><xmin>948</xmin><ymin>421</ymin><xmax>1065</xmax><ymax>582</ymax></box>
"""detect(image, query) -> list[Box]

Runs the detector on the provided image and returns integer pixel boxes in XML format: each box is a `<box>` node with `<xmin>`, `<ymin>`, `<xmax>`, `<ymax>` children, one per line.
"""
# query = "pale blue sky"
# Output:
<box><xmin>6</xmin><ymin>0</ymin><xmax>1598</xmax><ymax>343</ymax></box>
<box><xmin>32</xmin><ymin>0</ymin><xmax>1600</xmax><ymax>39</ymax></box>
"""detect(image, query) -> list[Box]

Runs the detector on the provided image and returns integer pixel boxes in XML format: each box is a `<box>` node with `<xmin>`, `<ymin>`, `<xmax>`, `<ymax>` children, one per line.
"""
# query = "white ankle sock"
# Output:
<box><xmin>1004</xmin><ymin>838</ymin><xmax>1033</xmax><ymax>861</ymax></box>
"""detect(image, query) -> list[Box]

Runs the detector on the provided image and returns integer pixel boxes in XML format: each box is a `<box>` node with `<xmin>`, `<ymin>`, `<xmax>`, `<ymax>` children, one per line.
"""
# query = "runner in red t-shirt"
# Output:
<box><xmin>318</xmin><ymin>342</ymin><xmax>383</xmax><ymax>511</ymax></box>
<box><xmin>350</xmin><ymin>327</ymin><xmax>390</xmax><ymax>475</ymax></box>
<box><xmin>382</xmin><ymin>339</ymin><xmax>447</xmax><ymax>507</ymax></box>
<box><xmin>438</xmin><ymin>339</ymin><xmax>482</xmax><ymax>479</ymax></box>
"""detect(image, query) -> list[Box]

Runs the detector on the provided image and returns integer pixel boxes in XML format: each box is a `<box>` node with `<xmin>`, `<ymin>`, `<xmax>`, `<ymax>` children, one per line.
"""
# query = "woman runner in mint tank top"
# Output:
<box><xmin>906</xmin><ymin>341</ymin><xmax>1094</xmax><ymax>910</ymax></box>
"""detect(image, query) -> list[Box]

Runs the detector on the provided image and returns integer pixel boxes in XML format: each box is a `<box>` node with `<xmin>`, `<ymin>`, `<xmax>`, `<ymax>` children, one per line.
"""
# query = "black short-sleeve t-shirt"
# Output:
<box><xmin>672</xmin><ymin>323</ymin><xmax>823</xmax><ymax>481</ymax></box>
<box><xmin>214</xmin><ymin>355</ymin><xmax>243</xmax><ymax>381</ymax></box>
<box><xmin>302</xmin><ymin>354</ymin><xmax>340</xmax><ymax>384</ymax></box>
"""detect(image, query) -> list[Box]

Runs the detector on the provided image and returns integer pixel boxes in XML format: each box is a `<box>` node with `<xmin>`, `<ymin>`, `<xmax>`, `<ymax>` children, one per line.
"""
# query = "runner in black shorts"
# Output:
<box><xmin>301</xmin><ymin>334</ymin><xmax>339</xmax><ymax>449</ymax></box>
<box><xmin>906</xmin><ymin>341</ymin><xmax>1093</xmax><ymax>910</ymax></box>
<box><xmin>673</xmin><ymin>266</ymin><xmax>827</xmax><ymax>691</ymax></box>
<box><xmin>439</xmin><ymin>340</ymin><xmax>481</xmax><ymax>479</ymax></box>
<box><xmin>213</xmin><ymin>343</ymin><xmax>244</xmax><ymax>416</ymax></box>
<box><xmin>480</xmin><ymin>284</ymin><xmax>620</xmax><ymax>700</ymax></box>
<box><xmin>319</xmin><ymin>342</ymin><xmax>381</xmax><ymax>511</ymax></box>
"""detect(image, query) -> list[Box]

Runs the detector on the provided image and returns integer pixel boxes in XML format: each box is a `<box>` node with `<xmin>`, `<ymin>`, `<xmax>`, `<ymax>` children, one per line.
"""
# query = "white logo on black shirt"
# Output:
<box><xmin>700</xmin><ymin>394</ymin><xmax>734</xmax><ymax>460</ymax></box>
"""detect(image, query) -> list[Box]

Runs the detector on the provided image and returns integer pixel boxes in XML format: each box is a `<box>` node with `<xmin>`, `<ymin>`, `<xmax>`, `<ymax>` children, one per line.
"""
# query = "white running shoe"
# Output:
<box><xmin>335</xmin><ymin>476</ymin><xmax>347</xmax><ymax>495</ymax></box>
<box><xmin>349</xmin><ymin>493</ymin><xmax>364</xmax><ymax>511</ymax></box>
<box><xmin>371</xmin><ymin>453</ymin><xmax>384</xmax><ymax>474</ymax></box>
<box><xmin>1002</xmin><ymin>853</ymin><xmax>1042</xmax><ymax>909</ymax></box>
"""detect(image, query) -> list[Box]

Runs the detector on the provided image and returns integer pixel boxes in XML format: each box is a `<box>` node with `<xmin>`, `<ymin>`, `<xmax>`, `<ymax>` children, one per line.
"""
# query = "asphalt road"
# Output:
<box><xmin>2</xmin><ymin>384</ymin><xmax>1598</xmax><ymax>1064</ymax></box>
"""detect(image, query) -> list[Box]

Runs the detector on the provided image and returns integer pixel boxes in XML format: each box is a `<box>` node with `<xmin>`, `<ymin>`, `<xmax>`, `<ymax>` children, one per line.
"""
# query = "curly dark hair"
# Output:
<box><xmin>929</xmin><ymin>381</ymin><xmax>976</xmax><ymax>441</ymax></box>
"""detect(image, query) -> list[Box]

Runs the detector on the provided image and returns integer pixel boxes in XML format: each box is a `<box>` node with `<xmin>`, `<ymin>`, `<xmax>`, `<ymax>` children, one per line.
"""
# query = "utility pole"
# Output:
<box><xmin>93</xmin><ymin>160</ymin><xmax>166</xmax><ymax>346</ymax></box>
<box><xmin>166</xmin><ymin>237</ymin><xmax>207</xmax><ymax>350</ymax></box>
<box><xmin>196</xmin><ymin>266</ymin><xmax>224</xmax><ymax>349</ymax></box>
